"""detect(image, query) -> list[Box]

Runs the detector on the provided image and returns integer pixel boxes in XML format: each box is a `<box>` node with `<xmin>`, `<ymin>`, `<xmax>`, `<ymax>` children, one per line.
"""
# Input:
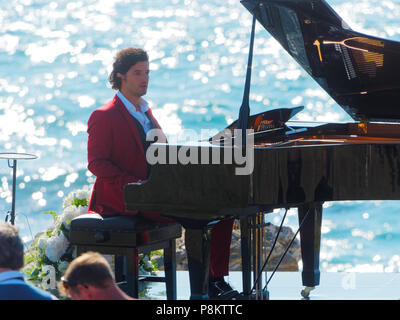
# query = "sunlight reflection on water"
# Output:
<box><xmin>0</xmin><ymin>0</ymin><xmax>400</xmax><ymax>271</ymax></box>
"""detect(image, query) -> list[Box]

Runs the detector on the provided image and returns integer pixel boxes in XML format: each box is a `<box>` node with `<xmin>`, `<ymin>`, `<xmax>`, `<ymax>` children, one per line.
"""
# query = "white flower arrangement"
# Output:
<box><xmin>23</xmin><ymin>188</ymin><xmax>91</xmax><ymax>288</ymax></box>
<box><xmin>23</xmin><ymin>187</ymin><xmax>159</xmax><ymax>295</ymax></box>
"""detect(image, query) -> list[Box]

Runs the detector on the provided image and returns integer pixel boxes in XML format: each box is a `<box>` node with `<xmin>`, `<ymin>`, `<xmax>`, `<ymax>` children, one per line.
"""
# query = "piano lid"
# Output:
<box><xmin>240</xmin><ymin>0</ymin><xmax>400</xmax><ymax>123</ymax></box>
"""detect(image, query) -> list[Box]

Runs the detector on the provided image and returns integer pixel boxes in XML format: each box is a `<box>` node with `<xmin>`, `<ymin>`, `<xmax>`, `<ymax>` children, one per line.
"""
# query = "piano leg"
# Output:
<box><xmin>240</xmin><ymin>212</ymin><xmax>269</xmax><ymax>300</ymax></box>
<box><xmin>240</xmin><ymin>217</ymin><xmax>252</xmax><ymax>298</ymax></box>
<box><xmin>297</xmin><ymin>202</ymin><xmax>323</xmax><ymax>297</ymax></box>
<box><xmin>184</xmin><ymin>226</ymin><xmax>211</xmax><ymax>300</ymax></box>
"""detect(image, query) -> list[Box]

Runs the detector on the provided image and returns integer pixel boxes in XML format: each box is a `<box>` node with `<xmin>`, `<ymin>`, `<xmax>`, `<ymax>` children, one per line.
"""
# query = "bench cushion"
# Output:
<box><xmin>69</xmin><ymin>213</ymin><xmax>181</xmax><ymax>247</ymax></box>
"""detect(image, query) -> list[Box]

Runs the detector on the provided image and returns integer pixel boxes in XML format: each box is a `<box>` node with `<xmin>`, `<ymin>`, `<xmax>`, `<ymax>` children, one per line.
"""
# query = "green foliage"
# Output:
<box><xmin>72</xmin><ymin>198</ymin><xmax>88</xmax><ymax>207</ymax></box>
<box><xmin>42</xmin><ymin>210</ymin><xmax>58</xmax><ymax>222</ymax></box>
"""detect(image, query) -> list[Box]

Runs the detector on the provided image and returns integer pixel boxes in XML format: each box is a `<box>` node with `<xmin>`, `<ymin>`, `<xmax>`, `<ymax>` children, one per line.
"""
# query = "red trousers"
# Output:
<box><xmin>140</xmin><ymin>211</ymin><xmax>234</xmax><ymax>278</ymax></box>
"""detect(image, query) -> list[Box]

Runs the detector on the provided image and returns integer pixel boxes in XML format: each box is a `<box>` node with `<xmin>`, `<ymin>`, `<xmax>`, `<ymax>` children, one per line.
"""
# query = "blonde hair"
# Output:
<box><xmin>58</xmin><ymin>251</ymin><xmax>114</xmax><ymax>296</ymax></box>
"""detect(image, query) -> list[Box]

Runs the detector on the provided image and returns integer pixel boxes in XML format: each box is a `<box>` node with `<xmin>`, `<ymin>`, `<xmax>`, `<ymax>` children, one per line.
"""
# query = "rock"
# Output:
<box><xmin>156</xmin><ymin>221</ymin><xmax>301</xmax><ymax>272</ymax></box>
<box><xmin>229</xmin><ymin>222</ymin><xmax>301</xmax><ymax>271</ymax></box>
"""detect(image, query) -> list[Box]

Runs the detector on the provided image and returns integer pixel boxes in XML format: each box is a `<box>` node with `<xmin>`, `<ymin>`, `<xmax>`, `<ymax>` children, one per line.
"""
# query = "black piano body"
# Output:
<box><xmin>125</xmin><ymin>123</ymin><xmax>400</xmax><ymax>297</ymax></box>
<box><xmin>127</xmin><ymin>120</ymin><xmax>400</xmax><ymax>215</ymax></box>
<box><xmin>124</xmin><ymin>0</ymin><xmax>400</xmax><ymax>299</ymax></box>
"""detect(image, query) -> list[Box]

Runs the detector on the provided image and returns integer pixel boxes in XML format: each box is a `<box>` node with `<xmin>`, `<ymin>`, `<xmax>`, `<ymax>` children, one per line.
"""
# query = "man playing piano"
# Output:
<box><xmin>86</xmin><ymin>47</ymin><xmax>238</xmax><ymax>299</ymax></box>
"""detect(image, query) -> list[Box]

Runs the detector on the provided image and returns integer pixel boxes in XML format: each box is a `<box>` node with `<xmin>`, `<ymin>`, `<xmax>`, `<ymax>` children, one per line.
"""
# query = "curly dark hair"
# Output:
<box><xmin>108</xmin><ymin>47</ymin><xmax>149</xmax><ymax>90</ymax></box>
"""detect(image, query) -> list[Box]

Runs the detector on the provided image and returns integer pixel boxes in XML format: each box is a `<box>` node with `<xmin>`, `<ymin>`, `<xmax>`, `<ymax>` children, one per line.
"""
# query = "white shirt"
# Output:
<box><xmin>117</xmin><ymin>90</ymin><xmax>153</xmax><ymax>134</ymax></box>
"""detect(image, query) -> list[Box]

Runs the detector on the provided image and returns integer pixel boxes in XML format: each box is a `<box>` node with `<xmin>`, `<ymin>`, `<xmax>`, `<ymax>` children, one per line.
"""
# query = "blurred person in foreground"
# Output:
<box><xmin>0</xmin><ymin>223</ymin><xmax>56</xmax><ymax>300</ymax></box>
<box><xmin>58</xmin><ymin>251</ymin><xmax>135</xmax><ymax>300</ymax></box>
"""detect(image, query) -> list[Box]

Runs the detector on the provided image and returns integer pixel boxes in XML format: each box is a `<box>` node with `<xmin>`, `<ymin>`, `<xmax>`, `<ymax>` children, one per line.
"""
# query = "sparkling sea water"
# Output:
<box><xmin>0</xmin><ymin>0</ymin><xmax>399</xmax><ymax>273</ymax></box>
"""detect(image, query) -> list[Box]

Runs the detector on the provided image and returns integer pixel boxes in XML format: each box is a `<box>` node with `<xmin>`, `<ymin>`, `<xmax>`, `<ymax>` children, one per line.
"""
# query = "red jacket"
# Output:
<box><xmin>87</xmin><ymin>95</ymin><xmax>164</xmax><ymax>215</ymax></box>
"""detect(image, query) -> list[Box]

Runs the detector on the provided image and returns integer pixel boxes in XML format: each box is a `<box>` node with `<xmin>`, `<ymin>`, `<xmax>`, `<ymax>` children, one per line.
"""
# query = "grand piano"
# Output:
<box><xmin>124</xmin><ymin>0</ymin><xmax>400</xmax><ymax>299</ymax></box>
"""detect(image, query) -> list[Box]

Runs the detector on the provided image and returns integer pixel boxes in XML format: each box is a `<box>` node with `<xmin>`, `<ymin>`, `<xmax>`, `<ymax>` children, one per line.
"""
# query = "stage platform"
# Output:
<box><xmin>144</xmin><ymin>271</ymin><xmax>400</xmax><ymax>300</ymax></box>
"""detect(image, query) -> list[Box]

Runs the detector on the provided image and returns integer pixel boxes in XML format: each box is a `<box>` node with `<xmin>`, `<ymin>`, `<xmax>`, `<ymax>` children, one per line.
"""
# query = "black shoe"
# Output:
<box><xmin>208</xmin><ymin>278</ymin><xmax>240</xmax><ymax>300</ymax></box>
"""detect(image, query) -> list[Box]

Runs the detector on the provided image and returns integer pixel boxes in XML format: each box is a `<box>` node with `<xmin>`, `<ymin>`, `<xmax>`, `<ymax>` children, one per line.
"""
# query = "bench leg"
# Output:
<box><xmin>76</xmin><ymin>246</ymin><xmax>84</xmax><ymax>256</ymax></box>
<box><xmin>125</xmin><ymin>249</ymin><xmax>139</xmax><ymax>298</ymax></box>
<box><xmin>164</xmin><ymin>239</ymin><xmax>177</xmax><ymax>300</ymax></box>
<box><xmin>114</xmin><ymin>255</ymin><xmax>124</xmax><ymax>283</ymax></box>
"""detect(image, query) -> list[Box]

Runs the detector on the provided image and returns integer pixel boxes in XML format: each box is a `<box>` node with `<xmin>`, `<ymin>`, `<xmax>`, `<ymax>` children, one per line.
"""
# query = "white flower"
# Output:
<box><xmin>77</xmin><ymin>205</ymin><xmax>88</xmax><ymax>215</ymax></box>
<box><xmin>75</xmin><ymin>189</ymin><xmax>90</xmax><ymax>201</ymax></box>
<box><xmin>37</xmin><ymin>236</ymin><xmax>48</xmax><ymax>250</ymax></box>
<box><xmin>139</xmin><ymin>266</ymin><xmax>147</xmax><ymax>274</ymax></box>
<box><xmin>60</xmin><ymin>215</ymin><xmax>71</xmax><ymax>229</ymax></box>
<box><xmin>145</xmin><ymin>260</ymin><xmax>153</xmax><ymax>270</ymax></box>
<box><xmin>62</xmin><ymin>189</ymin><xmax>90</xmax><ymax>209</ymax></box>
<box><xmin>61</xmin><ymin>205</ymin><xmax>80</xmax><ymax>228</ymax></box>
<box><xmin>57</xmin><ymin>261</ymin><xmax>69</xmax><ymax>274</ymax></box>
<box><xmin>62</xmin><ymin>192</ymin><xmax>75</xmax><ymax>208</ymax></box>
<box><xmin>52</xmin><ymin>216</ymin><xmax>63</xmax><ymax>233</ymax></box>
<box><xmin>45</xmin><ymin>233</ymin><xmax>69</xmax><ymax>263</ymax></box>
<box><xmin>63</xmin><ymin>204</ymin><xmax>80</xmax><ymax>216</ymax></box>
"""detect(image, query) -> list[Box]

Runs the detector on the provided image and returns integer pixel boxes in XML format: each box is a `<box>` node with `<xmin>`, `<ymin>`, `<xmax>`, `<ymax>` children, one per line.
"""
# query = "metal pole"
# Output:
<box><xmin>252</xmin><ymin>212</ymin><xmax>265</xmax><ymax>299</ymax></box>
<box><xmin>261</xmin><ymin>213</ymin><xmax>267</xmax><ymax>298</ymax></box>
<box><xmin>240</xmin><ymin>216</ymin><xmax>252</xmax><ymax>299</ymax></box>
<box><xmin>10</xmin><ymin>159</ymin><xmax>17</xmax><ymax>225</ymax></box>
<box><xmin>257</xmin><ymin>215</ymin><xmax>261</xmax><ymax>299</ymax></box>
<box><xmin>251</xmin><ymin>215</ymin><xmax>257</xmax><ymax>299</ymax></box>
<box><xmin>257</xmin><ymin>212</ymin><xmax>265</xmax><ymax>299</ymax></box>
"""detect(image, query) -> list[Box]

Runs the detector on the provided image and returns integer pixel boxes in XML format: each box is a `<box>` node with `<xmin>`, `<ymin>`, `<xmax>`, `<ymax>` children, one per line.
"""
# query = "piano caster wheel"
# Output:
<box><xmin>301</xmin><ymin>286</ymin><xmax>315</xmax><ymax>299</ymax></box>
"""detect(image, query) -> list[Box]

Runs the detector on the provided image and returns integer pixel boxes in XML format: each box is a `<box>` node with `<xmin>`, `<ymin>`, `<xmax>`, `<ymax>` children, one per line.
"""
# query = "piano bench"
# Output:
<box><xmin>69</xmin><ymin>213</ymin><xmax>182</xmax><ymax>299</ymax></box>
